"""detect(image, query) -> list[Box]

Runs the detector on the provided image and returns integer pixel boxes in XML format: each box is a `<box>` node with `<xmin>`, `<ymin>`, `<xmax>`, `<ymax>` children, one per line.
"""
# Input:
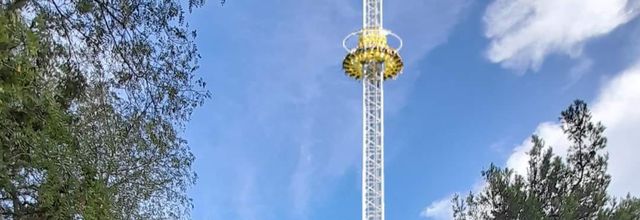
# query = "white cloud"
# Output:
<box><xmin>422</xmin><ymin>62</ymin><xmax>640</xmax><ymax>219</ymax></box>
<box><xmin>592</xmin><ymin>63</ymin><xmax>640</xmax><ymax>197</ymax></box>
<box><xmin>421</xmin><ymin>196</ymin><xmax>454</xmax><ymax>220</ymax></box>
<box><xmin>505</xmin><ymin>63</ymin><xmax>640</xmax><ymax>196</ymax></box>
<box><xmin>484</xmin><ymin>0</ymin><xmax>640</xmax><ymax>72</ymax></box>
<box><xmin>506</xmin><ymin>122</ymin><xmax>570</xmax><ymax>176</ymax></box>
<box><xmin>422</xmin><ymin>181</ymin><xmax>487</xmax><ymax>219</ymax></box>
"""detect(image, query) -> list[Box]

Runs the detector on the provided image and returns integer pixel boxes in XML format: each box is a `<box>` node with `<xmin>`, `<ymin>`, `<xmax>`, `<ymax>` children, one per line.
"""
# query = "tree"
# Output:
<box><xmin>1</xmin><ymin>0</ymin><xmax>210</xmax><ymax>218</ymax></box>
<box><xmin>452</xmin><ymin>100</ymin><xmax>640</xmax><ymax>220</ymax></box>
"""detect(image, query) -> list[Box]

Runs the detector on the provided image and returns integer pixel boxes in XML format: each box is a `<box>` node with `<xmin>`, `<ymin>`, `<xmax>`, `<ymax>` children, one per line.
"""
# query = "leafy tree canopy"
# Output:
<box><xmin>1</xmin><ymin>0</ymin><xmax>210</xmax><ymax>218</ymax></box>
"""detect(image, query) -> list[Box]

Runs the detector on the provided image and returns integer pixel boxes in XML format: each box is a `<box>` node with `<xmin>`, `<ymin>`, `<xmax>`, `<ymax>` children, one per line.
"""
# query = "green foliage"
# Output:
<box><xmin>452</xmin><ymin>100</ymin><xmax>640</xmax><ymax>220</ymax></box>
<box><xmin>1</xmin><ymin>9</ymin><xmax>80</xmax><ymax>219</ymax></box>
<box><xmin>1</xmin><ymin>0</ymin><xmax>210</xmax><ymax>218</ymax></box>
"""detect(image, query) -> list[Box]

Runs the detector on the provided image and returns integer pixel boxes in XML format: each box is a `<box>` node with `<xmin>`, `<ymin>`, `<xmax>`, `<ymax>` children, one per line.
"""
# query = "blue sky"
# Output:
<box><xmin>183</xmin><ymin>0</ymin><xmax>640</xmax><ymax>219</ymax></box>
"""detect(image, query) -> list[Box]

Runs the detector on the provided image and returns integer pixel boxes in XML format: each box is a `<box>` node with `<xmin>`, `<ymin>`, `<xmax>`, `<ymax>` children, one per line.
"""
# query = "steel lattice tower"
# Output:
<box><xmin>342</xmin><ymin>1</ymin><xmax>403</xmax><ymax>219</ymax></box>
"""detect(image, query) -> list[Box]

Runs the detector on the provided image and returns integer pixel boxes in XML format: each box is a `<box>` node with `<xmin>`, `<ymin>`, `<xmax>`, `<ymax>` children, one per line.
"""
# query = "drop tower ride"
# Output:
<box><xmin>341</xmin><ymin>0</ymin><xmax>403</xmax><ymax>219</ymax></box>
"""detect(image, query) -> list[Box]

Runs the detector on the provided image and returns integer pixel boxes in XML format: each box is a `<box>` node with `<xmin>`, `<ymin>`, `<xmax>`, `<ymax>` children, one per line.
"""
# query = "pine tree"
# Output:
<box><xmin>452</xmin><ymin>100</ymin><xmax>640</xmax><ymax>220</ymax></box>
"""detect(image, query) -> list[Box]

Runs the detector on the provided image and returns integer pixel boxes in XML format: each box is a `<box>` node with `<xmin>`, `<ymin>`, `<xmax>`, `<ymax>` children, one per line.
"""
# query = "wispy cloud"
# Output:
<box><xmin>563</xmin><ymin>58</ymin><xmax>594</xmax><ymax>90</ymax></box>
<box><xmin>233</xmin><ymin>165</ymin><xmax>259</xmax><ymax>220</ymax></box>
<box><xmin>484</xmin><ymin>0</ymin><xmax>640</xmax><ymax>72</ymax></box>
<box><xmin>188</xmin><ymin>0</ymin><xmax>472</xmax><ymax>219</ymax></box>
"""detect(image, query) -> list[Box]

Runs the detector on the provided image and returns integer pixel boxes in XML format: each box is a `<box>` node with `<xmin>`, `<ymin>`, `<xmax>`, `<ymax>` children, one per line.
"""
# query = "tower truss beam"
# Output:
<box><xmin>362</xmin><ymin>62</ymin><xmax>385</xmax><ymax>220</ymax></box>
<box><xmin>363</xmin><ymin>0</ymin><xmax>383</xmax><ymax>29</ymax></box>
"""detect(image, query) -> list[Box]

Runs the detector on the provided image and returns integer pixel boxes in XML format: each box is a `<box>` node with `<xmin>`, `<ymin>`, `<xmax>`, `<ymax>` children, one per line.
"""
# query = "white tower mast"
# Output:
<box><xmin>342</xmin><ymin>1</ymin><xmax>403</xmax><ymax>219</ymax></box>
<box><xmin>361</xmin><ymin>0</ymin><xmax>385</xmax><ymax>218</ymax></box>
